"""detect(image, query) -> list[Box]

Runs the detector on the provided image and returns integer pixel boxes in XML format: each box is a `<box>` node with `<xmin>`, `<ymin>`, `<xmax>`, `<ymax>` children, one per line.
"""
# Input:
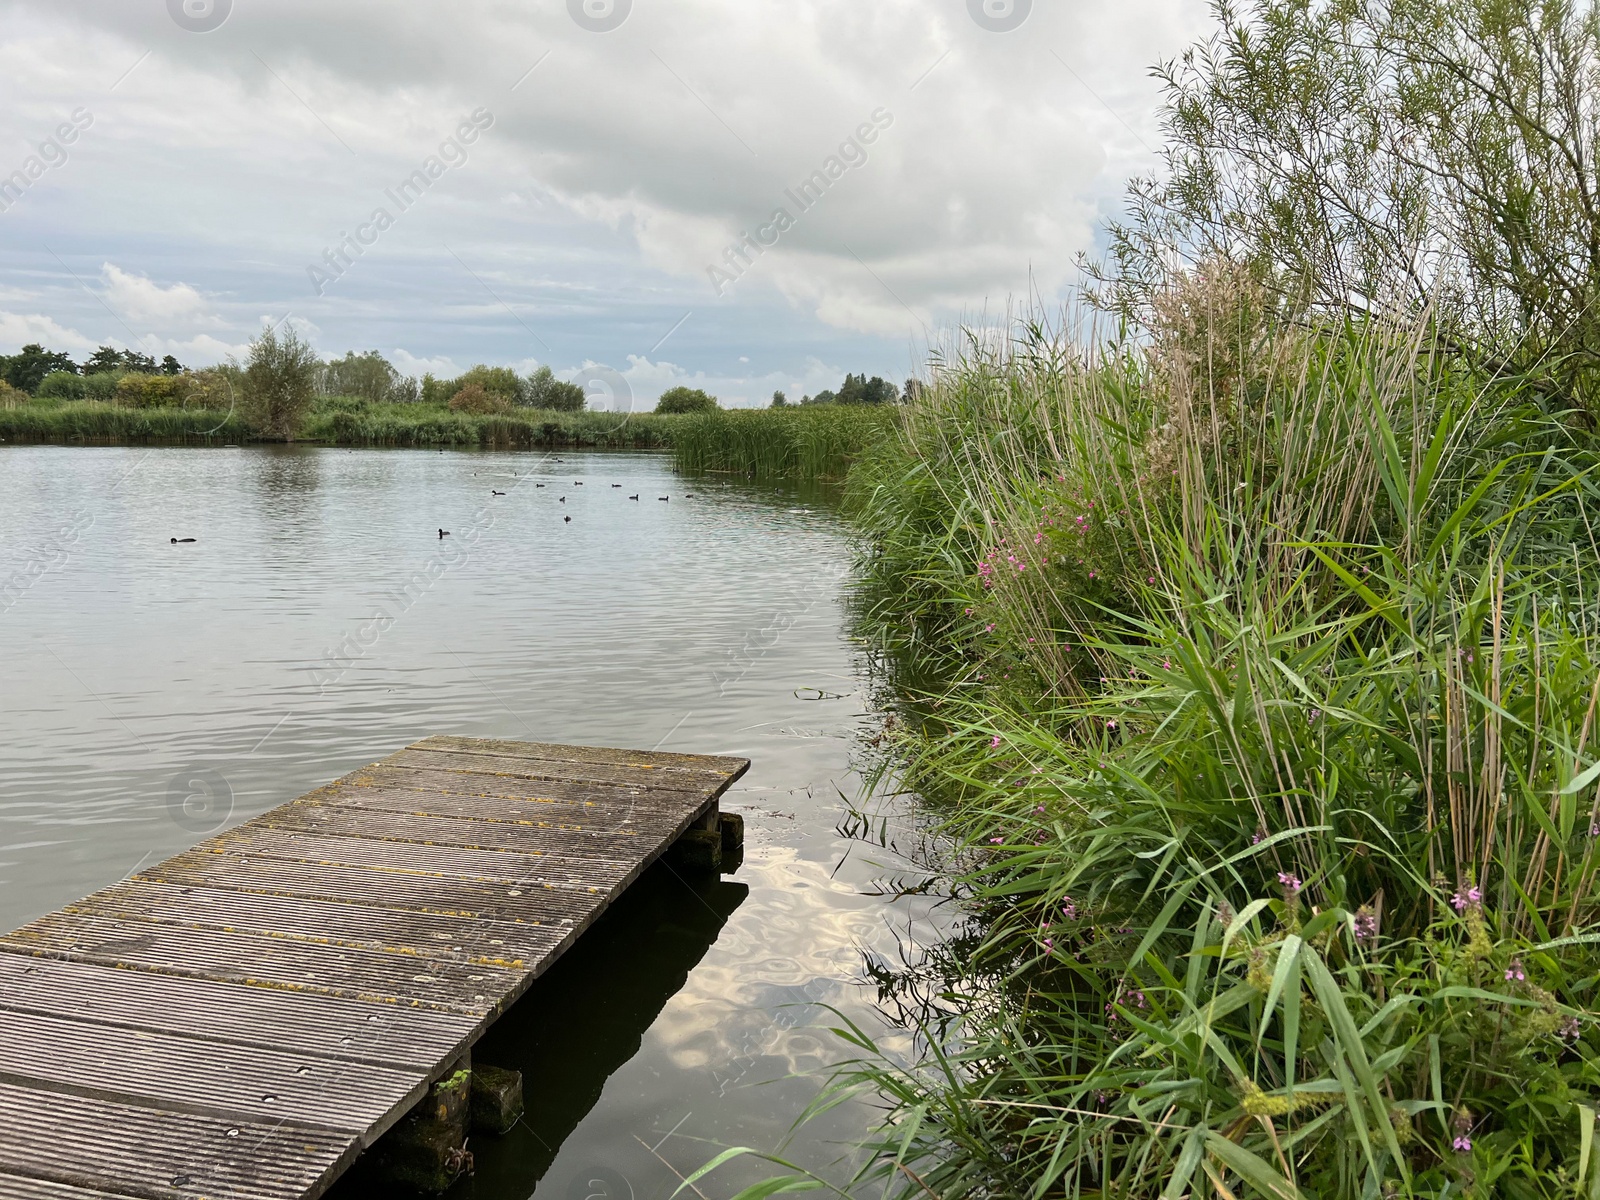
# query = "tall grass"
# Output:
<box><xmin>4</xmin><ymin>397</ymin><xmax>891</xmax><ymax>483</ymax></box>
<box><xmin>0</xmin><ymin>402</ymin><xmax>249</xmax><ymax>443</ymax></box>
<box><xmin>671</xmin><ymin>404</ymin><xmax>896</xmax><ymax>480</ymax></box>
<box><xmin>734</xmin><ymin>273</ymin><xmax>1600</xmax><ymax>1199</ymax></box>
<box><xmin>301</xmin><ymin>400</ymin><xmax>681</xmax><ymax>449</ymax></box>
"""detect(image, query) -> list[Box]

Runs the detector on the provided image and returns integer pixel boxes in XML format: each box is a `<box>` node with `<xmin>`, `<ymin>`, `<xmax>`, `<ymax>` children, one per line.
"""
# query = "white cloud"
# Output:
<box><xmin>0</xmin><ymin>0</ymin><xmax>1215</xmax><ymax>374</ymax></box>
<box><xmin>99</xmin><ymin>263</ymin><xmax>210</xmax><ymax>325</ymax></box>
<box><xmin>390</xmin><ymin>348</ymin><xmax>462</xmax><ymax>378</ymax></box>
<box><xmin>0</xmin><ymin>311</ymin><xmax>96</xmax><ymax>355</ymax></box>
<box><xmin>157</xmin><ymin>333</ymin><xmax>250</xmax><ymax>366</ymax></box>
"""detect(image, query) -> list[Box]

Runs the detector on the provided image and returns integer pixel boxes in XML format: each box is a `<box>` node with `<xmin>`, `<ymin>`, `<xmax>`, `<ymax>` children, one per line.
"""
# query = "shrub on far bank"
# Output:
<box><xmin>447</xmin><ymin>382</ymin><xmax>511</xmax><ymax>414</ymax></box>
<box><xmin>241</xmin><ymin>324</ymin><xmax>319</xmax><ymax>439</ymax></box>
<box><xmin>38</xmin><ymin>370</ymin><xmax>114</xmax><ymax>401</ymax></box>
<box><xmin>319</xmin><ymin>350</ymin><xmax>410</xmax><ymax>404</ymax></box>
<box><xmin>654</xmin><ymin>386</ymin><xmax>718</xmax><ymax>414</ymax></box>
<box><xmin>524</xmin><ymin>364</ymin><xmax>585</xmax><ymax>411</ymax></box>
<box><xmin>452</xmin><ymin>364</ymin><xmax>524</xmax><ymax>408</ymax></box>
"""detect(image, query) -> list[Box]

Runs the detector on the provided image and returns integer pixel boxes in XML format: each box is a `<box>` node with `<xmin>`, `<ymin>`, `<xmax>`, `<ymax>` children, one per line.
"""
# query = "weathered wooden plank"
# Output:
<box><xmin>264</xmin><ymin>803</ymin><xmax>655</xmax><ymax>857</ymax></box>
<box><xmin>65</xmin><ymin>879</ymin><xmax>560</xmax><ymax>967</ymax></box>
<box><xmin>414</xmin><ymin>734</ymin><xmax>749</xmax><ymax>776</ymax></box>
<box><xmin>299</xmin><ymin>776</ymin><xmax>693</xmax><ymax>830</ymax></box>
<box><xmin>0</xmin><ymin>1174</ymin><xmax>147</xmax><ymax>1199</ymax></box>
<box><xmin>0</xmin><ymin>1009</ymin><xmax>424</xmax><ymax>1131</ymax></box>
<box><xmin>203</xmin><ymin>827</ymin><xmax>639</xmax><ymax>891</ymax></box>
<box><xmin>139</xmin><ymin>853</ymin><xmax>603</xmax><ymax>925</ymax></box>
<box><xmin>333</xmin><ymin>766</ymin><xmax>654</xmax><ymax>808</ymax></box>
<box><xmin>0</xmin><ymin>950</ymin><xmax>471</xmax><ymax>1068</ymax></box>
<box><xmin>383</xmin><ymin>748</ymin><xmax>734</xmax><ymax>792</ymax></box>
<box><xmin>0</xmin><ymin>1081</ymin><xmax>350</xmax><ymax>1199</ymax></box>
<box><xmin>0</xmin><ymin>913</ymin><xmax>514</xmax><ymax>1014</ymax></box>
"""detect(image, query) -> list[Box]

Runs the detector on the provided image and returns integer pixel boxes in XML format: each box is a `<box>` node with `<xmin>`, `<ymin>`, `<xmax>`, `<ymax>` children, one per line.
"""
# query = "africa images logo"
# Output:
<box><xmin>568</xmin><ymin>0</ymin><xmax>631</xmax><ymax>33</ymax></box>
<box><xmin>968</xmin><ymin>0</ymin><xmax>1031</xmax><ymax>33</ymax></box>
<box><xmin>167</xmin><ymin>0</ymin><xmax>233</xmax><ymax>33</ymax></box>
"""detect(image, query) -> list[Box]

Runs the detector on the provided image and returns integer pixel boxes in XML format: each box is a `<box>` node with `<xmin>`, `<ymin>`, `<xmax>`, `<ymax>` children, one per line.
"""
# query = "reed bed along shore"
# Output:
<box><xmin>0</xmin><ymin>402</ymin><xmax>252</xmax><ymax>444</ymax></box>
<box><xmin>0</xmin><ymin>397</ymin><xmax>889</xmax><ymax>483</ymax></box>
<box><xmin>670</xmin><ymin>404</ymin><xmax>896</xmax><ymax>480</ymax></box>
<box><xmin>719</xmin><ymin>278</ymin><xmax>1600</xmax><ymax>1200</ymax></box>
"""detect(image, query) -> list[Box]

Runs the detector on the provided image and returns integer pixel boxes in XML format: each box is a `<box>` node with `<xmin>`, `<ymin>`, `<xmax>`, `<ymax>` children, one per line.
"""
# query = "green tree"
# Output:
<box><xmin>1</xmin><ymin>344</ymin><xmax>77</xmax><ymax>393</ymax></box>
<box><xmin>771</xmin><ymin>389</ymin><xmax>788</xmax><ymax>407</ymax></box>
<box><xmin>447</xmin><ymin>382</ymin><xmax>511</xmax><ymax>414</ymax></box>
<box><xmin>159</xmin><ymin>354</ymin><xmax>186</xmax><ymax>376</ymax></box>
<box><xmin>83</xmin><ymin>346</ymin><xmax>123</xmax><ymax>375</ymax></box>
<box><xmin>453</xmin><ymin>364</ymin><xmax>525</xmax><ymax>406</ymax></box>
<box><xmin>81</xmin><ymin>346</ymin><xmax>158</xmax><ymax>376</ymax></box>
<box><xmin>837</xmin><ymin>373</ymin><xmax>898</xmax><ymax>404</ymax></box>
<box><xmin>241</xmin><ymin>324</ymin><xmax>319</xmax><ymax>439</ymax></box>
<box><xmin>523</xmin><ymin>364</ymin><xmax>586</xmax><ymax>411</ymax></box>
<box><xmin>654</xmin><ymin>385</ymin><xmax>718</xmax><ymax>414</ymax></box>
<box><xmin>1096</xmin><ymin>0</ymin><xmax>1600</xmax><ymax>410</ymax></box>
<box><xmin>320</xmin><ymin>350</ymin><xmax>402</xmax><ymax>403</ymax></box>
<box><xmin>421</xmin><ymin>373</ymin><xmax>454</xmax><ymax>406</ymax></box>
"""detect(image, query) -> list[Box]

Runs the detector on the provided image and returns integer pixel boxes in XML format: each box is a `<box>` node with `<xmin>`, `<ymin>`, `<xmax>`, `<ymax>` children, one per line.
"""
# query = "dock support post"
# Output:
<box><xmin>365</xmin><ymin>1052</ymin><xmax>474</xmax><ymax>1192</ymax></box>
<box><xmin>471</xmin><ymin>1064</ymin><xmax>524</xmax><ymax>1134</ymax></box>
<box><xmin>669</xmin><ymin>802</ymin><xmax>724</xmax><ymax>872</ymax></box>
<box><xmin>717</xmin><ymin>811</ymin><xmax>745</xmax><ymax>871</ymax></box>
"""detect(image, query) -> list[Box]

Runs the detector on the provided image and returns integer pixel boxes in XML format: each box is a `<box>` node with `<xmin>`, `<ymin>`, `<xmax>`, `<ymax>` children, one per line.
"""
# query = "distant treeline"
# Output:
<box><xmin>0</xmin><ymin>330</ymin><xmax>909</xmax><ymax>479</ymax></box>
<box><xmin>0</xmin><ymin>338</ymin><xmax>909</xmax><ymax>418</ymax></box>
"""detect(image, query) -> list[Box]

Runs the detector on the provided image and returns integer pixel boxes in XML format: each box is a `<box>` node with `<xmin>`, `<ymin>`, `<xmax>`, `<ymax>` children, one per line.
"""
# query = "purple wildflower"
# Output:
<box><xmin>1278</xmin><ymin>872</ymin><xmax>1303</xmax><ymax>895</ymax></box>
<box><xmin>1353</xmin><ymin>906</ymin><xmax>1379</xmax><ymax>943</ymax></box>
<box><xmin>1453</xmin><ymin>1135</ymin><xmax>1472</xmax><ymax>1153</ymax></box>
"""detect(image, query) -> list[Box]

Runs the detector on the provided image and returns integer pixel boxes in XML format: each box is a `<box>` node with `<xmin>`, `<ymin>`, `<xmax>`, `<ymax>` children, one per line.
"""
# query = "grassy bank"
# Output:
<box><xmin>1</xmin><ymin>396</ymin><xmax>891</xmax><ymax>482</ymax></box>
<box><xmin>748</xmin><ymin>286</ymin><xmax>1600</xmax><ymax>1199</ymax></box>
<box><xmin>671</xmin><ymin>404</ymin><xmax>896</xmax><ymax>480</ymax></box>
<box><xmin>0</xmin><ymin>401</ymin><xmax>251</xmax><ymax>443</ymax></box>
<box><xmin>300</xmin><ymin>398</ymin><xmax>682</xmax><ymax>449</ymax></box>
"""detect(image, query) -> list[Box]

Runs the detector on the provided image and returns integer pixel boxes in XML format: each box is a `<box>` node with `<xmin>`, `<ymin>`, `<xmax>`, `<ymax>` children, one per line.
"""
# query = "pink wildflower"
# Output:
<box><xmin>1278</xmin><ymin>872</ymin><xmax>1303</xmax><ymax>895</ymax></box>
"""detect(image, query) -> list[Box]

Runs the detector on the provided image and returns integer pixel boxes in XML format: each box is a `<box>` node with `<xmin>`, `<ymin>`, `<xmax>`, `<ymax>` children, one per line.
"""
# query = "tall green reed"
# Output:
<box><xmin>737</xmin><ymin>271</ymin><xmax>1600</xmax><ymax>1199</ymax></box>
<box><xmin>672</xmin><ymin>404</ymin><xmax>896</xmax><ymax>481</ymax></box>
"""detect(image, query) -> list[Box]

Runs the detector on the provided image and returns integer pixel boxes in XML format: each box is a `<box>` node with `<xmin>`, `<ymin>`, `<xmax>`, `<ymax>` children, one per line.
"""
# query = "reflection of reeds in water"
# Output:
<box><xmin>769</xmin><ymin>281</ymin><xmax>1600</xmax><ymax>1198</ymax></box>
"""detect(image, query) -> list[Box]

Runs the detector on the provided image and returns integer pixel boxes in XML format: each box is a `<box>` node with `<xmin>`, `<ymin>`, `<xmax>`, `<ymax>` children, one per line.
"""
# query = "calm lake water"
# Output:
<box><xmin>0</xmin><ymin>444</ymin><xmax>925</xmax><ymax>1198</ymax></box>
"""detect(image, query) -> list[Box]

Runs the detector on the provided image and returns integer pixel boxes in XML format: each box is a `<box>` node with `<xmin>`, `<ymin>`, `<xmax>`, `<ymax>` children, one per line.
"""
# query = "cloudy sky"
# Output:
<box><xmin>0</xmin><ymin>0</ymin><xmax>1210</xmax><ymax>406</ymax></box>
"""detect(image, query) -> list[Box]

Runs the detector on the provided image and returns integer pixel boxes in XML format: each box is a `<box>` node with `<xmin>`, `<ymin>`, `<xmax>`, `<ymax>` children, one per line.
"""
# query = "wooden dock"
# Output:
<box><xmin>0</xmin><ymin>735</ymin><xmax>749</xmax><ymax>1198</ymax></box>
